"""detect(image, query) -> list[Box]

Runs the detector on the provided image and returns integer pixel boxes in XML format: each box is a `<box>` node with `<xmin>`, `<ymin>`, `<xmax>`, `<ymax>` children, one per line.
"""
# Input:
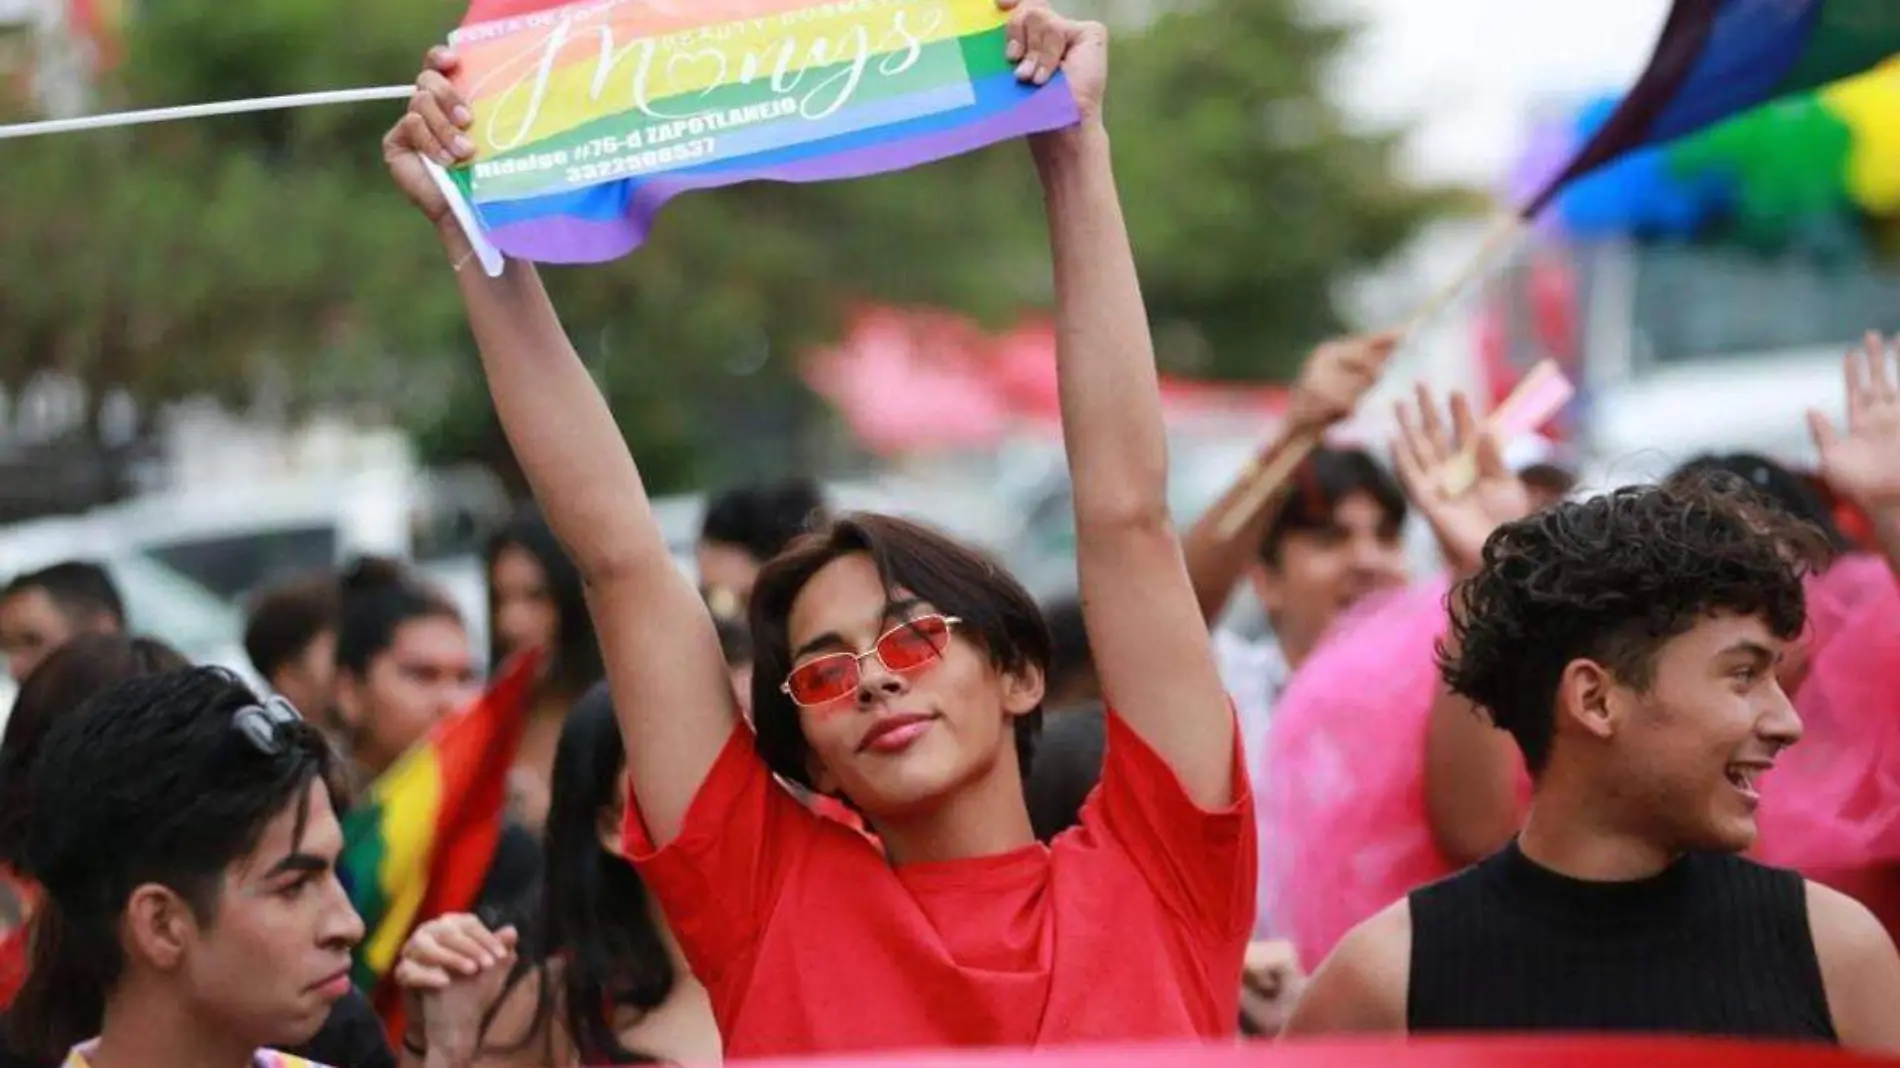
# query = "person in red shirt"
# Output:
<box><xmin>381</xmin><ymin>0</ymin><xmax>1252</xmax><ymax>1056</ymax></box>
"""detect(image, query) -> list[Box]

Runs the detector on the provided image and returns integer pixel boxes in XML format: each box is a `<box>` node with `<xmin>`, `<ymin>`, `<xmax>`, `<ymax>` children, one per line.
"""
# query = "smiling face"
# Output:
<box><xmin>783</xmin><ymin>553</ymin><xmax>1041</xmax><ymax>821</ymax></box>
<box><xmin>1576</xmin><ymin>611</ymin><xmax>1805</xmax><ymax>853</ymax></box>
<box><xmin>128</xmin><ymin>779</ymin><xmax>363</xmax><ymax>1050</ymax></box>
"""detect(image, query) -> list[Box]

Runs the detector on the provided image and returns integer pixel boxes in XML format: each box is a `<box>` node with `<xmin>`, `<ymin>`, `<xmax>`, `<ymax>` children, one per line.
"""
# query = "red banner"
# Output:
<box><xmin>713</xmin><ymin>1038</ymin><xmax>1895</xmax><ymax>1068</ymax></box>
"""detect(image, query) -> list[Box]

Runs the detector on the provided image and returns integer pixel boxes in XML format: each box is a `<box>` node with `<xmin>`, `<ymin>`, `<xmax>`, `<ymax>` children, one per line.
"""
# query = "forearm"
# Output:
<box><xmin>1032</xmin><ymin>119</ymin><xmax>1234</xmax><ymax>805</ymax></box>
<box><xmin>1183</xmin><ymin>443</ymin><xmax>1297</xmax><ymax>623</ymax></box>
<box><xmin>1034</xmin><ymin>121</ymin><xmax>1168</xmax><ymax>527</ymax></box>
<box><xmin>437</xmin><ymin>221</ymin><xmax>674</xmax><ymax>584</ymax></box>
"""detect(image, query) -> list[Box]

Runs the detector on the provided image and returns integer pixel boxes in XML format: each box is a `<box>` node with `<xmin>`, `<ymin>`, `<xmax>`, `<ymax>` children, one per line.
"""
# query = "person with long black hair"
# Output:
<box><xmin>483</xmin><ymin>510</ymin><xmax>602</xmax><ymax>833</ymax></box>
<box><xmin>391</xmin><ymin>684</ymin><xmax>717</xmax><ymax>1066</ymax></box>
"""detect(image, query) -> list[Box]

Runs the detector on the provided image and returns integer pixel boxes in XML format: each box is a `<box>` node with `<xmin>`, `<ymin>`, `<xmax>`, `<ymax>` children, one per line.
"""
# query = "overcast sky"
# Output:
<box><xmin>1323</xmin><ymin>0</ymin><xmax>1670</xmax><ymax>187</ymax></box>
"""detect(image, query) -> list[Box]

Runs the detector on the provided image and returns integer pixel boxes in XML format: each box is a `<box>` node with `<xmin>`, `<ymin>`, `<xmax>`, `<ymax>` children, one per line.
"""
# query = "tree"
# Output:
<box><xmin>0</xmin><ymin>0</ymin><xmax>1456</xmax><ymax>498</ymax></box>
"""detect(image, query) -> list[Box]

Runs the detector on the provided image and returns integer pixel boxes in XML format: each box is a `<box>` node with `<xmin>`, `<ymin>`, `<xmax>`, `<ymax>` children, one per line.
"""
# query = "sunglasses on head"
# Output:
<box><xmin>234</xmin><ymin>695</ymin><xmax>304</xmax><ymax>757</ymax></box>
<box><xmin>781</xmin><ymin>614</ymin><xmax>961</xmax><ymax>708</ymax></box>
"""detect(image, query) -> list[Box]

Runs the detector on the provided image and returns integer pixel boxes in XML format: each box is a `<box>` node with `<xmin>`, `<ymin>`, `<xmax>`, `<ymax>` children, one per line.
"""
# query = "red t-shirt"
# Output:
<box><xmin>0</xmin><ymin>925</ymin><xmax>25</xmax><ymax>1010</ymax></box>
<box><xmin>623</xmin><ymin>709</ymin><xmax>1254</xmax><ymax>1057</ymax></box>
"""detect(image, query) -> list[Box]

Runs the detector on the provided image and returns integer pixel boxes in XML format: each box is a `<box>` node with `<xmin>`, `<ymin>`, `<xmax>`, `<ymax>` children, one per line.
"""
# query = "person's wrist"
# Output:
<box><xmin>435</xmin><ymin>211</ymin><xmax>473</xmax><ymax>253</ymax></box>
<box><xmin>1869</xmin><ymin>502</ymin><xmax>1900</xmax><ymax>548</ymax></box>
<box><xmin>1030</xmin><ymin>115</ymin><xmax>1108</xmax><ymax>172</ymax></box>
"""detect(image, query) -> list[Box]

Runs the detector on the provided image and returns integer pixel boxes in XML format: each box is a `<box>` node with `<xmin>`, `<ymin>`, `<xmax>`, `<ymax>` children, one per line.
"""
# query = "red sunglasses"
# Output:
<box><xmin>781</xmin><ymin>614</ymin><xmax>961</xmax><ymax>708</ymax></box>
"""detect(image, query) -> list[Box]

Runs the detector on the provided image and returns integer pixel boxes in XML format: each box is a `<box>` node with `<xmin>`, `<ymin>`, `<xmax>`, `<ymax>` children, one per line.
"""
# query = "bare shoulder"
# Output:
<box><xmin>1805</xmin><ymin>879</ymin><xmax>1900</xmax><ymax>1053</ymax></box>
<box><xmin>1280</xmin><ymin>898</ymin><xmax>1413</xmax><ymax>1037</ymax></box>
<box><xmin>1807</xmin><ymin>879</ymin><xmax>1892</xmax><ymax>944</ymax></box>
<box><xmin>618</xmin><ymin>974</ymin><xmax>722</xmax><ymax>1065</ymax></box>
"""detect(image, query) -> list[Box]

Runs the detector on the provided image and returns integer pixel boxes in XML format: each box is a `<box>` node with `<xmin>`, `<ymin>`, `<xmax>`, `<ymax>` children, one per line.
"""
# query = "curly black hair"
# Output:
<box><xmin>1438</xmin><ymin>472</ymin><xmax>1829</xmax><ymax>776</ymax></box>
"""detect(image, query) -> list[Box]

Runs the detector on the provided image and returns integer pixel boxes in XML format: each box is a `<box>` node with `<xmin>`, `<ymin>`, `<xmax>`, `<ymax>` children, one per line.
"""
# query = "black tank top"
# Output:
<box><xmin>1407</xmin><ymin>839</ymin><xmax>1837</xmax><ymax>1041</ymax></box>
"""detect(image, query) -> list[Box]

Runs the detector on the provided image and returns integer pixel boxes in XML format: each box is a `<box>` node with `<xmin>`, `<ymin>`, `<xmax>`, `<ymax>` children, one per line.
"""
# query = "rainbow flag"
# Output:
<box><xmin>338</xmin><ymin>647</ymin><xmax>542</xmax><ymax>1031</ymax></box>
<box><xmin>1523</xmin><ymin>0</ymin><xmax>1900</xmax><ymax>217</ymax></box>
<box><xmin>443</xmin><ymin>0</ymin><xmax>1078</xmax><ymax>263</ymax></box>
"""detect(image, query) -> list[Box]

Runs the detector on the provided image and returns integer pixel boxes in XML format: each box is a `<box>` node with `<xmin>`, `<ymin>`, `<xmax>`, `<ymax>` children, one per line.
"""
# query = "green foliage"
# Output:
<box><xmin>0</xmin><ymin>0</ymin><xmax>1456</xmax><ymax>491</ymax></box>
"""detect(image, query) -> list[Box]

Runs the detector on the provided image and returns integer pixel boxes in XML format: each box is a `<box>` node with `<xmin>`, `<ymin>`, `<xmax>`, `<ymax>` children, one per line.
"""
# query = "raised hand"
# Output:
<box><xmin>1810</xmin><ymin>332</ymin><xmax>1900</xmax><ymax>519</ymax></box>
<box><xmin>1392</xmin><ymin>385</ymin><xmax>1531</xmax><ymax>574</ymax></box>
<box><xmin>999</xmin><ymin>0</ymin><xmax>1107</xmax><ymax>122</ymax></box>
<box><xmin>382</xmin><ymin>47</ymin><xmax>477</xmax><ymax>227</ymax></box>
<box><xmin>395</xmin><ymin>913</ymin><xmax>520</xmax><ymax>1068</ymax></box>
<box><xmin>1286</xmin><ymin>333</ymin><xmax>1400</xmax><ymax>438</ymax></box>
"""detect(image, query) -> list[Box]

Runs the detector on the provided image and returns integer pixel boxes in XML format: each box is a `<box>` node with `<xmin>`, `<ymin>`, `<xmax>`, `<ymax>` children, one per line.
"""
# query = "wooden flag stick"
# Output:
<box><xmin>0</xmin><ymin>85</ymin><xmax>415</xmax><ymax>141</ymax></box>
<box><xmin>1212</xmin><ymin>209</ymin><xmax>1526</xmax><ymax>541</ymax></box>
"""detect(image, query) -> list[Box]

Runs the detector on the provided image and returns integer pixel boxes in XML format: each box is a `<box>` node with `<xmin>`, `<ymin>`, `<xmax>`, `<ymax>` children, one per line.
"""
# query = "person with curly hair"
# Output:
<box><xmin>1284</xmin><ymin>476</ymin><xmax>1900</xmax><ymax>1050</ymax></box>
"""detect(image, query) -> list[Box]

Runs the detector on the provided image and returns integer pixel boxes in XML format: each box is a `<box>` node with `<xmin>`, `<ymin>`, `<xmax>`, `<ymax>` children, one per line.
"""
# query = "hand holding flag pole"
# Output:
<box><xmin>1211</xmin><ymin>209</ymin><xmax>1525</xmax><ymax>541</ymax></box>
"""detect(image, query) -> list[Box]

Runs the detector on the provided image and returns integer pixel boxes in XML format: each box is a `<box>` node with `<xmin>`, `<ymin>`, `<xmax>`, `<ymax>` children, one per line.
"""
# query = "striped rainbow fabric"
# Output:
<box><xmin>337</xmin><ymin>647</ymin><xmax>542</xmax><ymax>1033</ymax></box>
<box><xmin>446</xmin><ymin>0</ymin><xmax>1078</xmax><ymax>262</ymax></box>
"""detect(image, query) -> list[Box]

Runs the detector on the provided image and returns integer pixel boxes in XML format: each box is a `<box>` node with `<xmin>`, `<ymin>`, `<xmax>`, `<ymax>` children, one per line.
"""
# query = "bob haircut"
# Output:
<box><xmin>747</xmin><ymin>514</ymin><xmax>1050</xmax><ymax>792</ymax></box>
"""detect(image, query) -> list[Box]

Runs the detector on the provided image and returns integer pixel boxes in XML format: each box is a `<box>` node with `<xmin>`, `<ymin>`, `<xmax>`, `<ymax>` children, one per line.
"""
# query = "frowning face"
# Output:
<box><xmin>170</xmin><ymin>780</ymin><xmax>364</xmax><ymax>1049</ymax></box>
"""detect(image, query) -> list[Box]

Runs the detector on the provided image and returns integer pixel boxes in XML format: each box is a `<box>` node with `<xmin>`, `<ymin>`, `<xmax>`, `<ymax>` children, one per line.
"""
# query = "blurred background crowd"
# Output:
<box><xmin>1</xmin><ymin>0</ymin><xmax>1888</xmax><ymax>716</ymax></box>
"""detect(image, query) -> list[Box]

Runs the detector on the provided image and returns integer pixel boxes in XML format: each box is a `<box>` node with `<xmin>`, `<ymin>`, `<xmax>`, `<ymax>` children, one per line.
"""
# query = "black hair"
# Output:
<box><xmin>699</xmin><ymin>478</ymin><xmax>829</xmax><ymax>565</ymax></box>
<box><xmin>1024</xmin><ymin>704</ymin><xmax>1105</xmax><ymax>842</ymax></box>
<box><xmin>1672</xmin><ymin>451</ymin><xmax>1850</xmax><ymax>551</ymax></box>
<box><xmin>1439</xmin><ymin>474</ymin><xmax>1826</xmax><ymax>776</ymax></box>
<box><xmin>10</xmin><ymin>668</ymin><xmax>335</xmax><ymax>1060</ymax></box>
<box><xmin>1260</xmin><ymin>447</ymin><xmax>1407</xmax><ymax>564</ymax></box>
<box><xmin>484</xmin><ymin>508</ymin><xmax>601</xmax><ymax>700</ymax></box>
<box><xmin>0</xmin><ymin>635</ymin><xmax>191</xmax><ymax>874</ymax></box>
<box><xmin>1</xmin><ymin>560</ymin><xmax>125</xmax><ymax>630</ymax></box>
<box><xmin>498</xmin><ymin>683</ymin><xmax>673</xmax><ymax>1064</ymax></box>
<box><xmin>749</xmin><ymin>514</ymin><xmax>1048</xmax><ymax>792</ymax></box>
<box><xmin>713</xmin><ymin>612</ymin><xmax>753</xmax><ymax>669</ymax></box>
<box><xmin>1041</xmin><ymin>595</ymin><xmax>1096</xmax><ymax>707</ymax></box>
<box><xmin>244</xmin><ymin>573</ymin><xmax>339</xmax><ymax>682</ymax></box>
<box><xmin>335</xmin><ymin>556</ymin><xmax>463</xmax><ymax>678</ymax></box>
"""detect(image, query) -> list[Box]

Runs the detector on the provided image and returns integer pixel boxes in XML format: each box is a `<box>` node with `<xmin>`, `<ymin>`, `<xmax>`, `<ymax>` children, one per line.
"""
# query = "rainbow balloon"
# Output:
<box><xmin>443</xmin><ymin>0</ymin><xmax>1078</xmax><ymax>263</ymax></box>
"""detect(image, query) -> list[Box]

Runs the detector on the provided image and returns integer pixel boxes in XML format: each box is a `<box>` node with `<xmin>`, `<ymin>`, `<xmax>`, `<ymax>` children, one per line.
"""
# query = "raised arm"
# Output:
<box><xmin>1810</xmin><ymin>332</ymin><xmax>1900</xmax><ymax>578</ymax></box>
<box><xmin>1391</xmin><ymin>386</ymin><xmax>1532</xmax><ymax>861</ymax></box>
<box><xmin>1016</xmin><ymin>4</ymin><xmax>1230</xmax><ymax>806</ymax></box>
<box><xmin>1182</xmin><ymin>334</ymin><xmax>1394</xmax><ymax>624</ymax></box>
<box><xmin>386</xmin><ymin>53</ymin><xmax>736</xmax><ymax>844</ymax></box>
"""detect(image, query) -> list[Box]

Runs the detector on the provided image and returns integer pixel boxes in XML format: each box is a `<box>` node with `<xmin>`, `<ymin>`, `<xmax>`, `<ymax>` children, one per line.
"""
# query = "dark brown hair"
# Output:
<box><xmin>1440</xmin><ymin>472</ymin><xmax>1827</xmax><ymax>776</ymax></box>
<box><xmin>484</xmin><ymin>507</ymin><xmax>601</xmax><ymax>700</ymax></box>
<box><xmin>243</xmin><ymin>573</ymin><xmax>338</xmax><ymax>683</ymax></box>
<box><xmin>0</xmin><ymin>635</ymin><xmax>191</xmax><ymax>872</ymax></box>
<box><xmin>747</xmin><ymin>514</ymin><xmax>1049</xmax><ymax>791</ymax></box>
<box><xmin>1261</xmin><ymin>447</ymin><xmax>1407</xmax><ymax>565</ymax></box>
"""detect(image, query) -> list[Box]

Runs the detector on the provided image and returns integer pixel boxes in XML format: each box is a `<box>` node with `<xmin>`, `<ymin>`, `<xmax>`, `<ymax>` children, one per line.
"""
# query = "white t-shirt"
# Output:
<box><xmin>1212</xmin><ymin>628</ymin><xmax>1291</xmax><ymax>938</ymax></box>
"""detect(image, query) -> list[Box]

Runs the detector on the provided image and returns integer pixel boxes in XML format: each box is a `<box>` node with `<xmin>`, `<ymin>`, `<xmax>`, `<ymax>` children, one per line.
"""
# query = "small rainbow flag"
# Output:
<box><xmin>442</xmin><ymin>0</ymin><xmax>1078</xmax><ymax>263</ymax></box>
<box><xmin>338</xmin><ymin>647</ymin><xmax>541</xmax><ymax>1035</ymax></box>
<box><xmin>1524</xmin><ymin>0</ymin><xmax>1900</xmax><ymax>217</ymax></box>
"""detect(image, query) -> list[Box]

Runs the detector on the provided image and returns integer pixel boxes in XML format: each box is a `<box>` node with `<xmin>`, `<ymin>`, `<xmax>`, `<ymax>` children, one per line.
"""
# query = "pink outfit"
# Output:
<box><xmin>1758</xmin><ymin>555</ymin><xmax>1900</xmax><ymax>871</ymax></box>
<box><xmin>1259</xmin><ymin>577</ymin><xmax>1483</xmax><ymax>969</ymax></box>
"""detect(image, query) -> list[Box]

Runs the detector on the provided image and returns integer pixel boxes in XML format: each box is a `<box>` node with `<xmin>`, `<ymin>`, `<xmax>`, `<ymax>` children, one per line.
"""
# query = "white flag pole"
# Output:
<box><xmin>424</xmin><ymin>157</ymin><xmax>506</xmax><ymax>279</ymax></box>
<box><xmin>0</xmin><ymin>85</ymin><xmax>416</xmax><ymax>141</ymax></box>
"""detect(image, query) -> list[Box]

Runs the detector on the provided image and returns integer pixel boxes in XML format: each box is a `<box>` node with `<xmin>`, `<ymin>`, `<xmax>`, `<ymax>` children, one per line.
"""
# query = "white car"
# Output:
<box><xmin>0</xmin><ymin>520</ymin><xmax>255</xmax><ymax>727</ymax></box>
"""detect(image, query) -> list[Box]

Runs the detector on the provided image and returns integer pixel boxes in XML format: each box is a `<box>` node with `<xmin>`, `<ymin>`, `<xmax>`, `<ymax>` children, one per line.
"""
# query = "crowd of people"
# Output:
<box><xmin>1</xmin><ymin>2</ymin><xmax>1900</xmax><ymax>1066</ymax></box>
